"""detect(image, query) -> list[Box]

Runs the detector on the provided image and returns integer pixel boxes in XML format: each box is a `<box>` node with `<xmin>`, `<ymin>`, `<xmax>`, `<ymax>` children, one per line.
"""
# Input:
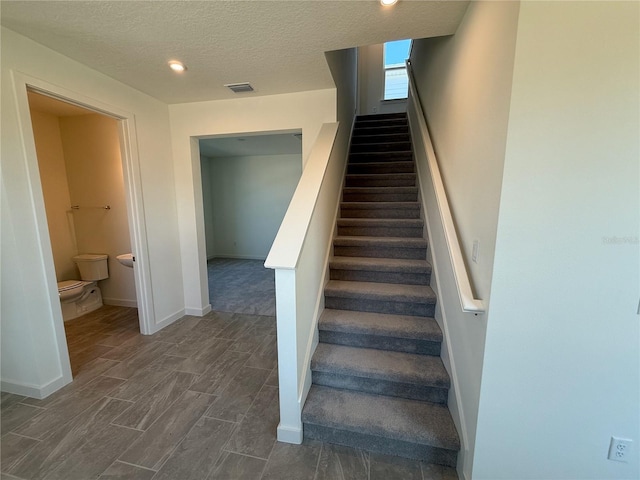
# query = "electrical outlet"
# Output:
<box><xmin>608</xmin><ymin>437</ymin><xmax>632</xmax><ymax>462</ymax></box>
<box><xmin>472</xmin><ymin>240</ymin><xmax>479</xmax><ymax>263</ymax></box>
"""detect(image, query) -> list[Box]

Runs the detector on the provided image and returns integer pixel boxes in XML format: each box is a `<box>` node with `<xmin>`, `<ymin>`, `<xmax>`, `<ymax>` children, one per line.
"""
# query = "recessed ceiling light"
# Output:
<box><xmin>380</xmin><ymin>0</ymin><xmax>398</xmax><ymax>5</ymax></box>
<box><xmin>168</xmin><ymin>60</ymin><xmax>187</xmax><ymax>72</ymax></box>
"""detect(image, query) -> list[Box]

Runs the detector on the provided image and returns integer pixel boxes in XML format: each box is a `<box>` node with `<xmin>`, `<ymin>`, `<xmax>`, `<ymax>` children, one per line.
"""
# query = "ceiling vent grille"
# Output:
<box><xmin>225</xmin><ymin>82</ymin><xmax>254</xmax><ymax>93</ymax></box>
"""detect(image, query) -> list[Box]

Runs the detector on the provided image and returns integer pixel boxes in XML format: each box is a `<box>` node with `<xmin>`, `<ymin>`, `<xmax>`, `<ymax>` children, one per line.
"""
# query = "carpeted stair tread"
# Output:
<box><xmin>342</xmin><ymin>186</ymin><xmax>418</xmax><ymax>195</ymax></box>
<box><xmin>352</xmin><ymin>133</ymin><xmax>410</xmax><ymax>144</ymax></box>
<box><xmin>325</xmin><ymin>280</ymin><xmax>436</xmax><ymax>304</ymax></box>
<box><xmin>329</xmin><ymin>256</ymin><xmax>430</xmax><ymax>274</ymax></box>
<box><xmin>312</xmin><ymin>343</ymin><xmax>450</xmax><ymax>388</ymax></box>
<box><xmin>345</xmin><ymin>173</ymin><xmax>416</xmax><ymax>187</ymax></box>
<box><xmin>319</xmin><ymin>309</ymin><xmax>442</xmax><ymax>342</ymax></box>
<box><xmin>337</xmin><ymin>218</ymin><xmax>423</xmax><ymax>228</ymax></box>
<box><xmin>348</xmin><ymin>151</ymin><xmax>413</xmax><ymax>162</ymax></box>
<box><xmin>302</xmin><ymin>385</ymin><xmax>460</xmax><ymax>451</ymax></box>
<box><xmin>347</xmin><ymin>161</ymin><xmax>415</xmax><ymax>175</ymax></box>
<box><xmin>341</xmin><ymin>201</ymin><xmax>420</xmax><ymax>211</ymax></box>
<box><xmin>333</xmin><ymin>236</ymin><xmax>427</xmax><ymax>248</ymax></box>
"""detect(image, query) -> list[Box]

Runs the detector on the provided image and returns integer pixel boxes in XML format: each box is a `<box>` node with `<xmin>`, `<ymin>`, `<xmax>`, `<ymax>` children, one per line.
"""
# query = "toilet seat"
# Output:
<box><xmin>58</xmin><ymin>280</ymin><xmax>93</xmax><ymax>302</ymax></box>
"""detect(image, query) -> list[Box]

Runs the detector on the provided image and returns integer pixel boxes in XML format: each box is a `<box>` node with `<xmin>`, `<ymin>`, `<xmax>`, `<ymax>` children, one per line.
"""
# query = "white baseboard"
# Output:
<box><xmin>1</xmin><ymin>373</ymin><xmax>71</xmax><ymax>399</ymax></box>
<box><xmin>103</xmin><ymin>298</ymin><xmax>138</xmax><ymax>308</ymax></box>
<box><xmin>185</xmin><ymin>304</ymin><xmax>211</xmax><ymax>316</ymax></box>
<box><xmin>277</xmin><ymin>423</ymin><xmax>303</xmax><ymax>444</ymax></box>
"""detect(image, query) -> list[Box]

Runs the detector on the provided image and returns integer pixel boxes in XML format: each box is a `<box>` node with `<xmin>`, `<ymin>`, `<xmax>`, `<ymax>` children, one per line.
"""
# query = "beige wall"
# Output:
<box><xmin>473</xmin><ymin>2</ymin><xmax>639</xmax><ymax>478</ymax></box>
<box><xmin>58</xmin><ymin>114</ymin><xmax>135</xmax><ymax>305</ymax></box>
<box><xmin>409</xmin><ymin>2</ymin><xmax>520</xmax><ymax>477</ymax></box>
<box><xmin>30</xmin><ymin>110</ymin><xmax>77</xmax><ymax>281</ymax></box>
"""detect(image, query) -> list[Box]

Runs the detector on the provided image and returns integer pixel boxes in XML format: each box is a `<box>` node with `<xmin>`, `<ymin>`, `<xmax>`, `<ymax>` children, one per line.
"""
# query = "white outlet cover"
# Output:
<box><xmin>608</xmin><ymin>437</ymin><xmax>632</xmax><ymax>463</ymax></box>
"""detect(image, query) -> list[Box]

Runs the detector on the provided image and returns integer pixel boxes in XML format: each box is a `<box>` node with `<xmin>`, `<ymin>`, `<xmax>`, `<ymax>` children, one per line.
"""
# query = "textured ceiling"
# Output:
<box><xmin>200</xmin><ymin>132</ymin><xmax>302</xmax><ymax>158</ymax></box>
<box><xmin>1</xmin><ymin>1</ymin><xmax>469</xmax><ymax>104</ymax></box>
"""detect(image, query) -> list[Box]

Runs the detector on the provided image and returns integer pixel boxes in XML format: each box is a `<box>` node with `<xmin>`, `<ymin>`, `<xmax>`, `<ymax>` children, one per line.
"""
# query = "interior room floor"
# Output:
<box><xmin>1</xmin><ymin>306</ymin><xmax>456</xmax><ymax>480</ymax></box>
<box><xmin>207</xmin><ymin>258</ymin><xmax>276</xmax><ymax>316</ymax></box>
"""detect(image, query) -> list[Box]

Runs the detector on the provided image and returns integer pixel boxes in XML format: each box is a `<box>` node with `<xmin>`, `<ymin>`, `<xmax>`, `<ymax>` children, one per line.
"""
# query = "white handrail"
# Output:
<box><xmin>407</xmin><ymin>62</ymin><xmax>485</xmax><ymax>314</ymax></box>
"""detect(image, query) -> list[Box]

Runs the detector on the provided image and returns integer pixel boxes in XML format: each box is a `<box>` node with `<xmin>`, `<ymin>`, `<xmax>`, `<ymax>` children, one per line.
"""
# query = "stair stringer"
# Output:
<box><xmin>408</xmin><ymin>107</ymin><xmax>473</xmax><ymax>479</ymax></box>
<box><xmin>293</xmin><ymin>117</ymin><xmax>357</xmax><ymax>435</ymax></box>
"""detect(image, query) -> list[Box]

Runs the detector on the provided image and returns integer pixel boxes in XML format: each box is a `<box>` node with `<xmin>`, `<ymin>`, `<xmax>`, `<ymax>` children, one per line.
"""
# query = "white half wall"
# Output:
<box><xmin>1</xmin><ymin>27</ymin><xmax>183</xmax><ymax>397</ymax></box>
<box><xmin>203</xmin><ymin>153</ymin><xmax>302</xmax><ymax>260</ymax></box>
<box><xmin>473</xmin><ymin>2</ymin><xmax>639</xmax><ymax>479</ymax></box>
<box><xmin>409</xmin><ymin>2</ymin><xmax>520</xmax><ymax>477</ymax></box>
<box><xmin>169</xmin><ymin>89</ymin><xmax>336</xmax><ymax>314</ymax></box>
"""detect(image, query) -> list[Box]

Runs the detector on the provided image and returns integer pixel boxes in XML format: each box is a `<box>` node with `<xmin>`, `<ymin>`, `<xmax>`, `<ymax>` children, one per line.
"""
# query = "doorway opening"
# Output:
<box><xmin>198</xmin><ymin>132</ymin><xmax>302</xmax><ymax>316</ymax></box>
<box><xmin>23</xmin><ymin>86</ymin><xmax>150</xmax><ymax>379</ymax></box>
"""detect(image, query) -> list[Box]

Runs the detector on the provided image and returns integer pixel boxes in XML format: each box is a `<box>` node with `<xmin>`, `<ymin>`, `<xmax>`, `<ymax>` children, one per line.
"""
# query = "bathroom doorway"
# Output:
<box><xmin>26</xmin><ymin>90</ymin><xmax>141</xmax><ymax>375</ymax></box>
<box><xmin>198</xmin><ymin>132</ymin><xmax>302</xmax><ymax>316</ymax></box>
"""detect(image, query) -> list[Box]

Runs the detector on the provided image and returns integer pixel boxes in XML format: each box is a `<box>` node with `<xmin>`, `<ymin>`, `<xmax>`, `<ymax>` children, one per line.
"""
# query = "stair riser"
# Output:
<box><xmin>345</xmin><ymin>176</ymin><xmax>415</xmax><ymax>187</ymax></box>
<box><xmin>330</xmin><ymin>269</ymin><xmax>430</xmax><ymax>285</ymax></box>
<box><xmin>311</xmin><ymin>371</ymin><xmax>448</xmax><ymax>404</ymax></box>
<box><xmin>355</xmin><ymin>118</ymin><xmax>408</xmax><ymax>127</ymax></box>
<box><xmin>351</xmin><ymin>133</ymin><xmax>410</xmax><ymax>144</ymax></box>
<box><xmin>342</xmin><ymin>192</ymin><xmax>418</xmax><ymax>202</ymax></box>
<box><xmin>303</xmin><ymin>424</ymin><xmax>457</xmax><ymax>467</ymax></box>
<box><xmin>352</xmin><ymin>125</ymin><xmax>409</xmax><ymax>141</ymax></box>
<box><xmin>325</xmin><ymin>297</ymin><xmax>435</xmax><ymax>317</ymax></box>
<box><xmin>349</xmin><ymin>153</ymin><xmax>413</xmax><ymax>164</ymax></box>
<box><xmin>318</xmin><ymin>330</ymin><xmax>442</xmax><ymax>356</ymax></box>
<box><xmin>351</xmin><ymin>143</ymin><xmax>412</xmax><ymax>154</ymax></box>
<box><xmin>357</xmin><ymin>113</ymin><xmax>408</xmax><ymax>121</ymax></box>
<box><xmin>341</xmin><ymin>208</ymin><xmax>420</xmax><ymax>219</ymax></box>
<box><xmin>348</xmin><ymin>163</ymin><xmax>415</xmax><ymax>175</ymax></box>
<box><xmin>337</xmin><ymin>225</ymin><xmax>423</xmax><ymax>238</ymax></box>
<box><xmin>333</xmin><ymin>246</ymin><xmax>426</xmax><ymax>260</ymax></box>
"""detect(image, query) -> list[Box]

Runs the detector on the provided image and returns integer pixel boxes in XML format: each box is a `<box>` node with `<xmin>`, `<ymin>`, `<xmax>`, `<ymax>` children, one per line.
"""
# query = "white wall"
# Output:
<box><xmin>409</xmin><ymin>2</ymin><xmax>520</xmax><ymax>477</ymax></box>
<box><xmin>1</xmin><ymin>27</ymin><xmax>183</xmax><ymax>397</ymax></box>
<box><xmin>58</xmin><ymin>114</ymin><xmax>136</xmax><ymax>306</ymax></box>
<box><xmin>169</xmin><ymin>89</ymin><xmax>336</xmax><ymax>314</ymax></box>
<box><xmin>473</xmin><ymin>2</ymin><xmax>639</xmax><ymax>479</ymax></box>
<box><xmin>200</xmin><ymin>156</ymin><xmax>216</xmax><ymax>258</ymax></box>
<box><xmin>358</xmin><ymin>43</ymin><xmax>407</xmax><ymax>115</ymax></box>
<box><xmin>203</xmin><ymin>153</ymin><xmax>302</xmax><ymax>260</ymax></box>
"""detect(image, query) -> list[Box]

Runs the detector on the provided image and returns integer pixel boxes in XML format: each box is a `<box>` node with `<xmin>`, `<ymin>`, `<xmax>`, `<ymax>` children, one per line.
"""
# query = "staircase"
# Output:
<box><xmin>302</xmin><ymin>112</ymin><xmax>461</xmax><ymax>467</ymax></box>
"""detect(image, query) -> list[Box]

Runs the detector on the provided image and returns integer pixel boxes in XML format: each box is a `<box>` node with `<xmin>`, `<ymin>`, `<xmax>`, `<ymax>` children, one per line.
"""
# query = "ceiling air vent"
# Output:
<box><xmin>225</xmin><ymin>82</ymin><xmax>254</xmax><ymax>93</ymax></box>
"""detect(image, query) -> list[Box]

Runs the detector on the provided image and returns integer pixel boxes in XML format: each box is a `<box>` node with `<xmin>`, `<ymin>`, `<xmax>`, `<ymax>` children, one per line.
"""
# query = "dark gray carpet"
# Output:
<box><xmin>207</xmin><ymin>258</ymin><xmax>275</xmax><ymax>316</ymax></box>
<box><xmin>303</xmin><ymin>112</ymin><xmax>460</xmax><ymax>470</ymax></box>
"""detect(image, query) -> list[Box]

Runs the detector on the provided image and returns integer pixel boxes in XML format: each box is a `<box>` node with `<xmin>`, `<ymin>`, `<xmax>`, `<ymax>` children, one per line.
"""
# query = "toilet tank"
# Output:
<box><xmin>73</xmin><ymin>254</ymin><xmax>109</xmax><ymax>281</ymax></box>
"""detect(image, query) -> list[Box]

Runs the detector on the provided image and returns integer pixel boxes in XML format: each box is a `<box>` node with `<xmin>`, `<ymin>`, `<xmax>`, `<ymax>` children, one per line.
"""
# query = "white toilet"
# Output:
<box><xmin>58</xmin><ymin>254</ymin><xmax>109</xmax><ymax>321</ymax></box>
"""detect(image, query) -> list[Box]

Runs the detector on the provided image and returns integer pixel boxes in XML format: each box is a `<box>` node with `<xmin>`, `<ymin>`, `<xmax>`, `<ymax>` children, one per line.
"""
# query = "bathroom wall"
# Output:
<box><xmin>58</xmin><ymin>114</ymin><xmax>136</xmax><ymax>306</ymax></box>
<box><xmin>29</xmin><ymin>102</ymin><xmax>137</xmax><ymax>307</ymax></box>
<box><xmin>201</xmin><ymin>153</ymin><xmax>302</xmax><ymax>260</ymax></box>
<box><xmin>29</xmin><ymin>110</ymin><xmax>77</xmax><ymax>281</ymax></box>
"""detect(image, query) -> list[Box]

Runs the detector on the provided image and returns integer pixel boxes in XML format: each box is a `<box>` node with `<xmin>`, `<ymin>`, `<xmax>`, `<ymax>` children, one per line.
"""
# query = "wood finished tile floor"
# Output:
<box><xmin>0</xmin><ymin>306</ymin><xmax>457</xmax><ymax>480</ymax></box>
